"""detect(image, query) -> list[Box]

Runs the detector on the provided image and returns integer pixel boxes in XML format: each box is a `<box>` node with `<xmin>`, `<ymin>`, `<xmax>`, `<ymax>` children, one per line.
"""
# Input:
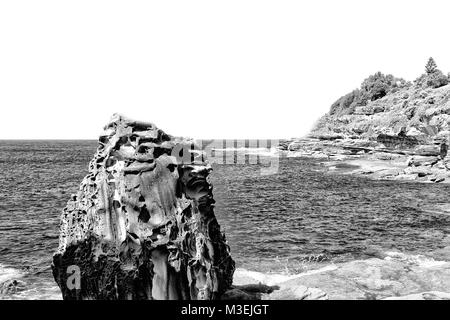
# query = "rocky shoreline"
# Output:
<box><xmin>302</xmin><ymin>62</ymin><xmax>450</xmax><ymax>184</ymax></box>
<box><xmin>277</xmin><ymin>134</ymin><xmax>450</xmax><ymax>184</ymax></box>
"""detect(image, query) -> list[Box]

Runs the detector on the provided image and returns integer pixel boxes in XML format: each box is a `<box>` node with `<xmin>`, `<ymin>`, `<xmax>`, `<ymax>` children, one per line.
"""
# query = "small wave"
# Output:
<box><xmin>42</xmin><ymin>233</ymin><xmax>59</xmax><ymax>240</ymax></box>
<box><xmin>0</xmin><ymin>264</ymin><xmax>27</xmax><ymax>298</ymax></box>
<box><xmin>5</xmin><ymin>284</ymin><xmax>62</xmax><ymax>300</ymax></box>
<box><xmin>234</xmin><ymin>265</ymin><xmax>338</xmax><ymax>286</ymax></box>
<box><xmin>0</xmin><ymin>264</ymin><xmax>62</xmax><ymax>300</ymax></box>
<box><xmin>0</xmin><ymin>265</ymin><xmax>24</xmax><ymax>284</ymax></box>
<box><xmin>384</xmin><ymin>251</ymin><xmax>447</xmax><ymax>268</ymax></box>
<box><xmin>421</xmin><ymin>204</ymin><xmax>450</xmax><ymax>216</ymax></box>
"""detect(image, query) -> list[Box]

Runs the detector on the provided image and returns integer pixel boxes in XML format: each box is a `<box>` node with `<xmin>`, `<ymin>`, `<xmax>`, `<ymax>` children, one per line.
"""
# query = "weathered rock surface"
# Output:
<box><xmin>300</xmin><ymin>255</ymin><xmax>450</xmax><ymax>300</ymax></box>
<box><xmin>377</xmin><ymin>132</ymin><xmax>418</xmax><ymax>149</ymax></box>
<box><xmin>233</xmin><ymin>252</ymin><xmax>450</xmax><ymax>300</ymax></box>
<box><xmin>52</xmin><ymin>114</ymin><xmax>235</xmax><ymax>300</ymax></box>
<box><xmin>231</xmin><ymin>268</ymin><xmax>329</xmax><ymax>300</ymax></box>
<box><xmin>383</xmin><ymin>291</ymin><xmax>450</xmax><ymax>300</ymax></box>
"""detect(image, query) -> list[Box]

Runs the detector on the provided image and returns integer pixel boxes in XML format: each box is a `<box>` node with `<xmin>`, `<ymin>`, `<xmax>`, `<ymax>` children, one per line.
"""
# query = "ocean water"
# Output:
<box><xmin>1</xmin><ymin>140</ymin><xmax>450</xmax><ymax>299</ymax></box>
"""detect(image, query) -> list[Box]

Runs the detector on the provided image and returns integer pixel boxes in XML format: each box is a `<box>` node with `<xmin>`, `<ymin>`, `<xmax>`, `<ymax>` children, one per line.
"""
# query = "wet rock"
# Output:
<box><xmin>52</xmin><ymin>114</ymin><xmax>235</xmax><ymax>300</ymax></box>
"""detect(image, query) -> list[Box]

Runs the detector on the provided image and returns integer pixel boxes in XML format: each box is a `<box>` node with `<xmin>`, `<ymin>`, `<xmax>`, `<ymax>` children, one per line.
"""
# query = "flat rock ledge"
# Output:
<box><xmin>52</xmin><ymin>114</ymin><xmax>235</xmax><ymax>300</ymax></box>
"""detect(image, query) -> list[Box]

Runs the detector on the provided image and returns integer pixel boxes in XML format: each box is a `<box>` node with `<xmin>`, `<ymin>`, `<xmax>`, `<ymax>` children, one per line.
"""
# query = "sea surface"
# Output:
<box><xmin>1</xmin><ymin>140</ymin><xmax>450</xmax><ymax>299</ymax></box>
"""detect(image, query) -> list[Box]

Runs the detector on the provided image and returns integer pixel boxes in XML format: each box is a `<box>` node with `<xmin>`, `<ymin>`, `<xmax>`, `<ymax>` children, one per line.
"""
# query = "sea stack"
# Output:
<box><xmin>52</xmin><ymin>114</ymin><xmax>235</xmax><ymax>300</ymax></box>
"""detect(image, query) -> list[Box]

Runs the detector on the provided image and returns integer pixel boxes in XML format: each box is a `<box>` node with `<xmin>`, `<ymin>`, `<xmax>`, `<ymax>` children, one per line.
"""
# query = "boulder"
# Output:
<box><xmin>406</xmin><ymin>127</ymin><xmax>424</xmax><ymax>137</ymax></box>
<box><xmin>407</xmin><ymin>156</ymin><xmax>440</xmax><ymax>167</ymax></box>
<box><xmin>52</xmin><ymin>114</ymin><xmax>235</xmax><ymax>300</ymax></box>
<box><xmin>412</xmin><ymin>145</ymin><xmax>441</xmax><ymax>156</ymax></box>
<box><xmin>277</xmin><ymin>140</ymin><xmax>292</xmax><ymax>151</ymax></box>
<box><xmin>394</xmin><ymin>174</ymin><xmax>418</xmax><ymax>181</ymax></box>
<box><xmin>315</xmin><ymin>134</ymin><xmax>344</xmax><ymax>141</ymax></box>
<box><xmin>376</xmin><ymin>133</ymin><xmax>418</xmax><ymax>149</ymax></box>
<box><xmin>287</xmin><ymin>141</ymin><xmax>303</xmax><ymax>152</ymax></box>
<box><xmin>371</xmin><ymin>168</ymin><xmax>402</xmax><ymax>179</ymax></box>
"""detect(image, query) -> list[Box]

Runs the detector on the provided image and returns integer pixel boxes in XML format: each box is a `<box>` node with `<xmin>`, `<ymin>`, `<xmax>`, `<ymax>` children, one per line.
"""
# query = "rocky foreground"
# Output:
<box><xmin>233</xmin><ymin>247</ymin><xmax>450</xmax><ymax>300</ymax></box>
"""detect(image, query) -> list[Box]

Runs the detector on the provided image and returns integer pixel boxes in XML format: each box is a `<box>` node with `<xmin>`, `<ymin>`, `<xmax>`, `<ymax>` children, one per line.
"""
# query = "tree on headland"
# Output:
<box><xmin>425</xmin><ymin>57</ymin><xmax>438</xmax><ymax>74</ymax></box>
<box><xmin>327</xmin><ymin>58</ymin><xmax>449</xmax><ymax>118</ymax></box>
<box><xmin>328</xmin><ymin>72</ymin><xmax>405</xmax><ymax>116</ymax></box>
<box><xmin>416</xmin><ymin>57</ymin><xmax>449</xmax><ymax>88</ymax></box>
<box><xmin>361</xmin><ymin>72</ymin><xmax>397</xmax><ymax>102</ymax></box>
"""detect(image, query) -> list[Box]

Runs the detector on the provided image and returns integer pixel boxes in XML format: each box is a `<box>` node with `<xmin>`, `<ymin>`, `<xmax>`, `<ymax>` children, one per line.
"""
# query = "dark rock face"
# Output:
<box><xmin>376</xmin><ymin>133</ymin><xmax>418</xmax><ymax>149</ymax></box>
<box><xmin>52</xmin><ymin>114</ymin><xmax>235</xmax><ymax>300</ymax></box>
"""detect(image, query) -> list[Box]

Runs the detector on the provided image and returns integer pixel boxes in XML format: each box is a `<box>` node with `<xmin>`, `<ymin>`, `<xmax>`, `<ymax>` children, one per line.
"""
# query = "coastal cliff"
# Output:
<box><xmin>281</xmin><ymin>58</ymin><xmax>450</xmax><ymax>183</ymax></box>
<box><xmin>52</xmin><ymin>114</ymin><xmax>235</xmax><ymax>300</ymax></box>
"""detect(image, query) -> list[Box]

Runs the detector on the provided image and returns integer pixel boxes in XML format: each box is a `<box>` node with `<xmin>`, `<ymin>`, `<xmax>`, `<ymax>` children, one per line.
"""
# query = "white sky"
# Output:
<box><xmin>1</xmin><ymin>0</ymin><xmax>450</xmax><ymax>139</ymax></box>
